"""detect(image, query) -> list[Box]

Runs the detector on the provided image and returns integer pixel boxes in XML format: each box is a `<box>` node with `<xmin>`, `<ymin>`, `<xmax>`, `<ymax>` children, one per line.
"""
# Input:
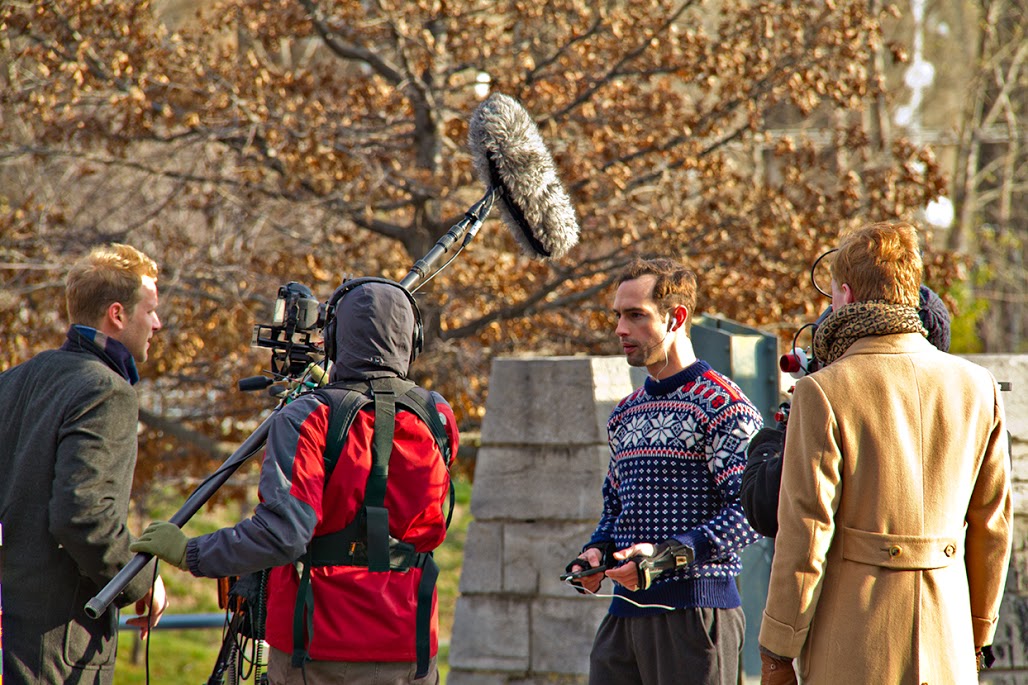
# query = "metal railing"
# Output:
<box><xmin>119</xmin><ymin>612</ymin><xmax>227</xmax><ymax>631</ymax></box>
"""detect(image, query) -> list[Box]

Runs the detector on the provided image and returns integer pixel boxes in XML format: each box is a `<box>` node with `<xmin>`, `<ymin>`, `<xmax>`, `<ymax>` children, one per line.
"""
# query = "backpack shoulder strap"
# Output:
<box><xmin>312</xmin><ymin>383</ymin><xmax>372</xmax><ymax>478</ymax></box>
<box><xmin>314</xmin><ymin>379</ymin><xmax>452</xmax><ymax>479</ymax></box>
<box><xmin>396</xmin><ymin>386</ymin><xmax>456</xmax><ymax>529</ymax></box>
<box><xmin>364</xmin><ymin>377</ymin><xmax>414</xmax><ymax>570</ymax></box>
<box><xmin>396</xmin><ymin>386</ymin><xmax>453</xmax><ymax>467</ymax></box>
<box><xmin>294</xmin><ymin>381</ymin><xmax>378</xmax><ymax>668</ymax></box>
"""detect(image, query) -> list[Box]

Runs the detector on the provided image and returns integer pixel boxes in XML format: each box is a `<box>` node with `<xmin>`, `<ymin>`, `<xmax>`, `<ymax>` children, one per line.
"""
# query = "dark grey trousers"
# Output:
<box><xmin>588</xmin><ymin>607</ymin><xmax>744</xmax><ymax>685</ymax></box>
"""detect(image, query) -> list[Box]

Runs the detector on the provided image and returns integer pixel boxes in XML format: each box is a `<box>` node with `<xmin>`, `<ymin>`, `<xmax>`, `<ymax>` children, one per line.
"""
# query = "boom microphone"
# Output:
<box><xmin>468</xmin><ymin>93</ymin><xmax>580</xmax><ymax>259</ymax></box>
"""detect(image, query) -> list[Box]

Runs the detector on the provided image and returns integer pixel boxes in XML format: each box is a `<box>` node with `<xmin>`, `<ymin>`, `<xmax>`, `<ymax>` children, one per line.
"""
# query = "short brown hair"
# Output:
<box><xmin>617</xmin><ymin>258</ymin><xmax>698</xmax><ymax>334</ymax></box>
<box><xmin>832</xmin><ymin>221</ymin><xmax>922</xmax><ymax>307</ymax></box>
<box><xmin>65</xmin><ymin>243</ymin><xmax>159</xmax><ymax>326</ymax></box>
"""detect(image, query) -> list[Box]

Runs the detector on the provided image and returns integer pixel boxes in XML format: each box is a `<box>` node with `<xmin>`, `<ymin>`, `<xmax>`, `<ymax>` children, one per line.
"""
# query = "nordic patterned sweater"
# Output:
<box><xmin>588</xmin><ymin>359</ymin><xmax>763</xmax><ymax>616</ymax></box>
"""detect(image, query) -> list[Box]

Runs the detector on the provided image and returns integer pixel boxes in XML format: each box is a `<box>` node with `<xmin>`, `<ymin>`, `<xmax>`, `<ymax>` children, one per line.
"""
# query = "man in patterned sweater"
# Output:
<box><xmin>567</xmin><ymin>258</ymin><xmax>763</xmax><ymax>685</ymax></box>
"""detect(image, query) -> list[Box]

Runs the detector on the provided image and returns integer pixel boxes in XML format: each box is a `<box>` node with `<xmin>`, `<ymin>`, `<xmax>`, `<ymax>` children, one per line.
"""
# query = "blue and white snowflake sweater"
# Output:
<box><xmin>588</xmin><ymin>359</ymin><xmax>763</xmax><ymax>616</ymax></box>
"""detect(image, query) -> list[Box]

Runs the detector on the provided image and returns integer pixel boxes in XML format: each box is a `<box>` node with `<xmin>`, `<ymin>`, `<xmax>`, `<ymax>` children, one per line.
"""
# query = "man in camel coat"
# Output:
<box><xmin>758</xmin><ymin>221</ymin><xmax>1012</xmax><ymax>684</ymax></box>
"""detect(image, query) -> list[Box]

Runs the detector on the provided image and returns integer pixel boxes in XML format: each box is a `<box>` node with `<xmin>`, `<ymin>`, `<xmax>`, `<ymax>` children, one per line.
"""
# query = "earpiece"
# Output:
<box><xmin>666</xmin><ymin>306</ymin><xmax>686</xmax><ymax>333</ymax></box>
<box><xmin>322</xmin><ymin>277</ymin><xmax>424</xmax><ymax>365</ymax></box>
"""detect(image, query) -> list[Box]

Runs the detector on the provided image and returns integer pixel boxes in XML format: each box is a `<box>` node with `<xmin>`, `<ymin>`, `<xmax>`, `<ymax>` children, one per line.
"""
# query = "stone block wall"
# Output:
<box><xmin>448</xmin><ymin>356</ymin><xmax>635</xmax><ymax>685</ymax></box>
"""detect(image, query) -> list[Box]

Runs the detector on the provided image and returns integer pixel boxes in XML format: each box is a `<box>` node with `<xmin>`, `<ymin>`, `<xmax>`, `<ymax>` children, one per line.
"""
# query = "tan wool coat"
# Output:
<box><xmin>759</xmin><ymin>333</ymin><xmax>1012</xmax><ymax>685</ymax></box>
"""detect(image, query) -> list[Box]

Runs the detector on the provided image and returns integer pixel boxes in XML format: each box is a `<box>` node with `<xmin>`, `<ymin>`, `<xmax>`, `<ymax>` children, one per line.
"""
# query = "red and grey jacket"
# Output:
<box><xmin>186</xmin><ymin>279</ymin><xmax>457</xmax><ymax>667</ymax></box>
<box><xmin>185</xmin><ymin>388</ymin><xmax>457</xmax><ymax>662</ymax></box>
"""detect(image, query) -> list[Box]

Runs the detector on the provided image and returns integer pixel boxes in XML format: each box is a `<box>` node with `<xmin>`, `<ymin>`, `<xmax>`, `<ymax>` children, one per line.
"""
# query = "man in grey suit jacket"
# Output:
<box><xmin>0</xmin><ymin>243</ymin><xmax>169</xmax><ymax>684</ymax></box>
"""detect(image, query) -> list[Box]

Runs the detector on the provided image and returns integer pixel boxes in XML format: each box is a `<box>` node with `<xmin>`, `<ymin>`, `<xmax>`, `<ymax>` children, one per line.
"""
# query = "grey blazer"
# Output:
<box><xmin>0</xmin><ymin>342</ymin><xmax>156</xmax><ymax>684</ymax></box>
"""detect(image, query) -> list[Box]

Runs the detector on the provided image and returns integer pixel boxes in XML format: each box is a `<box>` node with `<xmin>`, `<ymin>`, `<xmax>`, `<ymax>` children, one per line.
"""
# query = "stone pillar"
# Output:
<box><xmin>448</xmin><ymin>356</ymin><xmax>635</xmax><ymax>685</ymax></box>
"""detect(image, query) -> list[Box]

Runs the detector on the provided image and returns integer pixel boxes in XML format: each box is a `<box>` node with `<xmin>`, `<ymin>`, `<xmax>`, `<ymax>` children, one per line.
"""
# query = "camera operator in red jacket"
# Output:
<box><xmin>133</xmin><ymin>279</ymin><xmax>458</xmax><ymax>685</ymax></box>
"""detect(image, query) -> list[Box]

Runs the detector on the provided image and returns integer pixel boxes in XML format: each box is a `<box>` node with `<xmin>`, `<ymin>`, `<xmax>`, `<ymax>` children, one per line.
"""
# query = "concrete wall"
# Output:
<box><xmin>448</xmin><ymin>357</ymin><xmax>631</xmax><ymax>685</ymax></box>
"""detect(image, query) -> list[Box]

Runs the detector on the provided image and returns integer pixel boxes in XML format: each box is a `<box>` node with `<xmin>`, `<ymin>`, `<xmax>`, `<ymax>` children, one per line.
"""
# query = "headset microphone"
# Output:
<box><xmin>647</xmin><ymin>330</ymin><xmax>670</xmax><ymax>355</ymax></box>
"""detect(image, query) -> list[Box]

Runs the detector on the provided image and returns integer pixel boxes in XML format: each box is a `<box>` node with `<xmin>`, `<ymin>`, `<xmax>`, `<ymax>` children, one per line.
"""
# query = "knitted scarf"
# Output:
<box><xmin>61</xmin><ymin>324</ymin><xmax>141</xmax><ymax>385</ymax></box>
<box><xmin>813</xmin><ymin>301</ymin><xmax>927</xmax><ymax>366</ymax></box>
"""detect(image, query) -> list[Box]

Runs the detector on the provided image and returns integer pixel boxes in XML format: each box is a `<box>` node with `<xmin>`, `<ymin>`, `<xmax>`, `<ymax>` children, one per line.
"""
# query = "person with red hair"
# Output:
<box><xmin>756</xmin><ymin>222</ymin><xmax>1011</xmax><ymax>684</ymax></box>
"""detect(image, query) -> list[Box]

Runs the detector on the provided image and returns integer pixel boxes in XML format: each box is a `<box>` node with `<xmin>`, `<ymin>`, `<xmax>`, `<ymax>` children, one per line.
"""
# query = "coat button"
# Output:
<box><xmin>889</xmin><ymin>545</ymin><xmax>902</xmax><ymax>557</ymax></box>
<box><xmin>944</xmin><ymin>544</ymin><xmax>956</xmax><ymax>557</ymax></box>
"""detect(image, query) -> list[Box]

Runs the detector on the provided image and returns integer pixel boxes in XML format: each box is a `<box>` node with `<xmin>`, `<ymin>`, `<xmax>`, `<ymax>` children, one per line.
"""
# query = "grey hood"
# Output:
<box><xmin>328</xmin><ymin>281</ymin><xmax>416</xmax><ymax>382</ymax></box>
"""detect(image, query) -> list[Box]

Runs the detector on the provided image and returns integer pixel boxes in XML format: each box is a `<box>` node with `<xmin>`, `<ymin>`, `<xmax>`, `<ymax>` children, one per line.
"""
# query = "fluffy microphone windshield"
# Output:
<box><xmin>468</xmin><ymin>93</ymin><xmax>580</xmax><ymax>259</ymax></box>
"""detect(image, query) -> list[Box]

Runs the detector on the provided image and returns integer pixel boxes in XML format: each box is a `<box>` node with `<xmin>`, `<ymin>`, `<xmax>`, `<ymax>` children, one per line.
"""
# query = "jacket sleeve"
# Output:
<box><xmin>431</xmin><ymin>390</ymin><xmax>460</xmax><ymax>463</ymax></box>
<box><xmin>49</xmin><ymin>375</ymin><xmax>157</xmax><ymax>607</ymax></box>
<box><xmin>744</xmin><ymin>448</ymin><xmax>781</xmax><ymax>538</ymax></box>
<box><xmin>402</xmin><ymin>390</ymin><xmax>458</xmax><ymax>551</ymax></box>
<box><xmin>965</xmin><ymin>378</ymin><xmax>1013</xmax><ymax>647</ymax></box>
<box><xmin>760</xmin><ymin>376</ymin><xmax>842</xmax><ymax>658</ymax></box>
<box><xmin>741</xmin><ymin>430</ymin><xmax>784</xmax><ymax>538</ymax></box>
<box><xmin>187</xmin><ymin>398</ymin><xmax>324</xmax><ymax>578</ymax></box>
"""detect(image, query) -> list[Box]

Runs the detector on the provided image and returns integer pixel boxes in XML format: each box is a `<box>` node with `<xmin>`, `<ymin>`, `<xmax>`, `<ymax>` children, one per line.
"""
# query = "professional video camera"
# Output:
<box><xmin>250</xmin><ymin>281</ymin><xmax>325</xmax><ymax>378</ymax></box>
<box><xmin>236</xmin><ymin>281</ymin><xmax>334</xmax><ymax>402</ymax></box>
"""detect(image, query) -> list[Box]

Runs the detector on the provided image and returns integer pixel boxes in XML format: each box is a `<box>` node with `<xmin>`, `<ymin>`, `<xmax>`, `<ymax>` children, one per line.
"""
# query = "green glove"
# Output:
<box><xmin>130</xmin><ymin>521</ymin><xmax>189</xmax><ymax>570</ymax></box>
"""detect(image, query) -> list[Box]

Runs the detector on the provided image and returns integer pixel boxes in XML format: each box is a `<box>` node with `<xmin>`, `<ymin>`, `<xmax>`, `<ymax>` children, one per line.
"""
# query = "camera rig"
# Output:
<box><xmin>249</xmin><ymin>281</ymin><xmax>325</xmax><ymax>380</ymax></box>
<box><xmin>239</xmin><ymin>190</ymin><xmax>500</xmax><ymax>402</ymax></box>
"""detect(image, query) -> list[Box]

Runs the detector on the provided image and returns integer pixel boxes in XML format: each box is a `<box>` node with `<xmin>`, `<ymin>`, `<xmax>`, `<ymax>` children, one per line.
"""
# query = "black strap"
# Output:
<box><xmin>322</xmin><ymin>388</ymin><xmax>369</xmax><ymax>477</ymax></box>
<box><xmin>366</xmin><ymin>379</ymin><xmax>398</xmax><ymax>572</ymax></box>
<box><xmin>318</xmin><ymin>381</ymin><xmax>454</xmax><ymax>537</ymax></box>
<box><xmin>293</xmin><ymin>383</ymin><xmax>376</xmax><ymax>668</ymax></box>
<box><xmin>396</xmin><ymin>387</ymin><xmax>452</xmax><ymax>467</ymax></box>
<box><xmin>291</xmin><ymin>551</ymin><xmax>315</xmax><ymax>668</ymax></box>
<box><xmin>309</xmin><ymin>529</ymin><xmax>416</xmax><ymax>570</ymax></box>
<box><xmin>320</xmin><ymin>380</ymin><xmax>452</xmax><ymax>468</ymax></box>
<box><xmin>414</xmin><ymin>553</ymin><xmax>438</xmax><ymax>679</ymax></box>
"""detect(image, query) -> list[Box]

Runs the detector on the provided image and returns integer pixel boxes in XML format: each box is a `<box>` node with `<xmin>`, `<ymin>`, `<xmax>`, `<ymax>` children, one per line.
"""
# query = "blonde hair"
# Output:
<box><xmin>832</xmin><ymin>222</ymin><xmax>922</xmax><ymax>307</ymax></box>
<box><xmin>65</xmin><ymin>243</ymin><xmax>159</xmax><ymax>325</ymax></box>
